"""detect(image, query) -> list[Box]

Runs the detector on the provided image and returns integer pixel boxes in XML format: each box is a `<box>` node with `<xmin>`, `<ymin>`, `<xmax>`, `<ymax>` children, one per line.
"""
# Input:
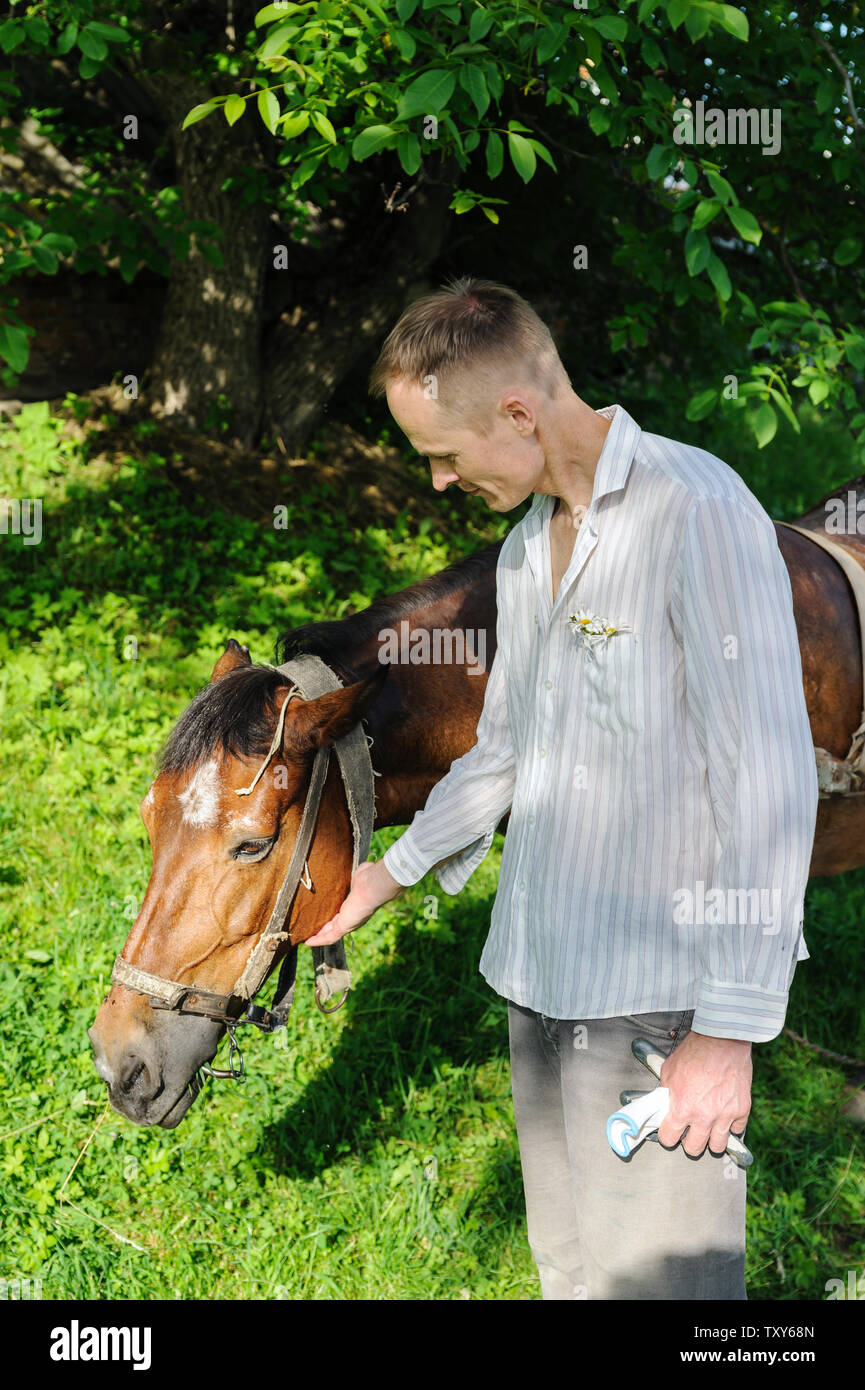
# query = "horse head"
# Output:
<box><xmin>88</xmin><ymin>639</ymin><xmax>386</xmax><ymax>1128</ymax></box>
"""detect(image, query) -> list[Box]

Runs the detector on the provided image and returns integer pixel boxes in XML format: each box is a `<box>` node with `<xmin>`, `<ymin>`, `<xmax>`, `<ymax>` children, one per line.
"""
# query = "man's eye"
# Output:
<box><xmin>231</xmin><ymin>838</ymin><xmax>275</xmax><ymax>862</ymax></box>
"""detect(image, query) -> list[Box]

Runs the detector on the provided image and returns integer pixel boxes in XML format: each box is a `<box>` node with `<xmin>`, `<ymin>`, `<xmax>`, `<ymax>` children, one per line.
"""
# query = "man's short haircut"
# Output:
<box><xmin>369</xmin><ymin>276</ymin><xmax>570</xmax><ymax>423</ymax></box>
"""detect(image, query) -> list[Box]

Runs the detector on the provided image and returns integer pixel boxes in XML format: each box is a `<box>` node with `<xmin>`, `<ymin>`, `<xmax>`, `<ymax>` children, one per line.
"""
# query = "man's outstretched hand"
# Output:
<box><xmin>657</xmin><ymin>1030</ymin><xmax>752</xmax><ymax>1157</ymax></box>
<box><xmin>305</xmin><ymin>858</ymin><xmax>405</xmax><ymax>947</ymax></box>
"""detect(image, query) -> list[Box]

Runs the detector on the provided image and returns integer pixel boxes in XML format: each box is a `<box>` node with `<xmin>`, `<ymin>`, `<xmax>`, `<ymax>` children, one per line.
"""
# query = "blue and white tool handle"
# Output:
<box><xmin>607</xmin><ymin>1086</ymin><xmax>670</xmax><ymax>1158</ymax></box>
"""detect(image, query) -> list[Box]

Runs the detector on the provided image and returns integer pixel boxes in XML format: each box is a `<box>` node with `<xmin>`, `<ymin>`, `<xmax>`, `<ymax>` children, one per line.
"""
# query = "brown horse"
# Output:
<box><xmin>89</xmin><ymin>479</ymin><xmax>865</xmax><ymax>1127</ymax></box>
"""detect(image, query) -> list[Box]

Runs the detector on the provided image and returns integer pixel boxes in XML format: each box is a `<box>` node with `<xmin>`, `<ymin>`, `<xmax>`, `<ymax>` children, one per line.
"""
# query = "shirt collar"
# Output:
<box><xmin>525</xmin><ymin>403</ymin><xmax>641</xmax><ymax>526</ymax></box>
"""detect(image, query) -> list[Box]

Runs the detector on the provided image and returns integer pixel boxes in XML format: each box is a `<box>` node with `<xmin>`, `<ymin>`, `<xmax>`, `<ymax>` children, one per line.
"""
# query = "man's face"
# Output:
<box><xmin>386</xmin><ymin>375</ymin><xmax>543</xmax><ymax>513</ymax></box>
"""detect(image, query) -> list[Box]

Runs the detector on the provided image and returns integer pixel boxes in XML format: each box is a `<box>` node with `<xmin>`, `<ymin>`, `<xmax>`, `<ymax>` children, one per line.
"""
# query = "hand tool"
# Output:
<box><xmin>605</xmin><ymin>1036</ymin><xmax>753</xmax><ymax>1168</ymax></box>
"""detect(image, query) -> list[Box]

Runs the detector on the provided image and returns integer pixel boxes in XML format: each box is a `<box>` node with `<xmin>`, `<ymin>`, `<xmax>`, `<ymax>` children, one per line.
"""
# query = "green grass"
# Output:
<box><xmin>0</xmin><ymin>396</ymin><xmax>862</xmax><ymax>1300</ymax></box>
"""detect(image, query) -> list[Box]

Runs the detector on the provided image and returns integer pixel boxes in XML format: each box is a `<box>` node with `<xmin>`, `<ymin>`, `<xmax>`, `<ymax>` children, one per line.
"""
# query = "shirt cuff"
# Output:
<box><xmin>434</xmin><ymin>827</ymin><xmax>497</xmax><ymax>896</ymax></box>
<box><xmin>692</xmin><ymin>980</ymin><xmax>789</xmax><ymax>1042</ymax></box>
<box><xmin>381</xmin><ymin>834</ymin><xmax>430</xmax><ymax>888</ymax></box>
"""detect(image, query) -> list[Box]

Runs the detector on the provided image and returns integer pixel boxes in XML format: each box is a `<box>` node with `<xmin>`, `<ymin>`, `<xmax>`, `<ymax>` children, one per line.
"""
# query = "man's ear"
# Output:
<box><xmin>286</xmin><ymin>666</ymin><xmax>389</xmax><ymax>753</ymax></box>
<box><xmin>210</xmin><ymin>638</ymin><xmax>252</xmax><ymax>683</ymax></box>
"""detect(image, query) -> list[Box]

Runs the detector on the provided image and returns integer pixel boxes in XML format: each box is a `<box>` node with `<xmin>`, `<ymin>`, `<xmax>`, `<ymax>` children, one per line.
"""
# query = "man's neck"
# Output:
<box><xmin>536</xmin><ymin>395</ymin><xmax>613</xmax><ymax>522</ymax></box>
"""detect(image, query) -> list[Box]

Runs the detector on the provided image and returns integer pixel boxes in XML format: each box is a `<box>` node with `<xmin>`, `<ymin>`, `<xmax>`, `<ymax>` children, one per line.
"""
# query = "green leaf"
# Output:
<box><xmin>753</xmin><ymin>402</ymin><xmax>777</xmax><ymax>448</ymax></box>
<box><xmin>469</xmin><ymin>9</ymin><xmax>493</xmax><ymax>41</ymax></box>
<box><xmin>692</xmin><ymin>198</ymin><xmax>722</xmax><ymax>230</ymax></box>
<box><xmin>705</xmin><ymin>251</ymin><xmax>732</xmax><ymax>301</ymax></box>
<box><xmin>638</xmin><ymin>0</ymin><xmax>657</xmax><ymax>19</ymax></box>
<box><xmin>0</xmin><ymin>20</ymin><xmax>25</xmax><ymax>53</ymax></box>
<box><xmin>78</xmin><ymin>27</ymin><xmax>108</xmax><ymax>61</ymax></box>
<box><xmin>536</xmin><ymin>23</ymin><xmax>567</xmax><ymax>65</ymax></box>
<box><xmin>396</xmin><ymin>0</ymin><xmax>419</xmax><ymax>17</ymax></box>
<box><xmin>815</xmin><ymin>78</ymin><xmax>835</xmax><ymax>115</ymax></box>
<box><xmin>684</xmin><ymin>228</ymin><xmax>710</xmax><ymax>276</ymax></box>
<box><xmin>646</xmin><ymin>144</ymin><xmax>672</xmax><ymax>181</ymax></box>
<box><xmin>182</xmin><ymin>100</ymin><xmax>218</xmax><ymax>130</ymax></box>
<box><xmin>748</xmin><ymin>326</ymin><xmax>770</xmax><ymax>350</ymax></box>
<box><xmin>768</xmin><ymin>387</ymin><xmax>801</xmax><ymax>434</ymax></box>
<box><xmin>482</xmin><ymin>206</ymin><xmax>499</xmax><ymax>224</ymax></box>
<box><xmin>392</xmin><ymin>28</ymin><xmax>416</xmax><ymax>61</ymax></box>
<box><xmin>686</xmin><ymin>388</ymin><xmax>719</xmax><ymax>422</ymax></box>
<box><xmin>86</xmin><ymin>21</ymin><xmax>130</xmax><ymax>44</ymax></box>
<box><xmin>24</xmin><ymin>949</ymin><xmax>52</xmax><ymax>964</ymax></box>
<box><xmin>485</xmin><ymin>130</ymin><xmax>503</xmax><ymax>179</ymax></box>
<box><xmin>726</xmin><ymin>205</ymin><xmax>762</xmax><ymax>245</ymax></box>
<box><xmin>257</xmin><ymin>89</ymin><xmax>281</xmax><ymax>135</ymax></box>
<box><xmin>311</xmin><ymin>111</ymin><xmax>337</xmax><ymax>144</ymax></box>
<box><xmin>352</xmin><ymin>124</ymin><xmax>397</xmax><ymax>159</ymax></box>
<box><xmin>397</xmin><ymin>130</ymin><xmax>421</xmax><ymax>175</ymax></box>
<box><xmin>529</xmin><ymin>139</ymin><xmax>557</xmax><ymax>173</ymax></box>
<box><xmin>666</xmin><ymin>0</ymin><xmax>690</xmax><ymax>29</ymax></box>
<box><xmin>685</xmin><ymin>7</ymin><xmax>712</xmax><ymax>41</ymax></box>
<box><xmin>56</xmin><ymin>21</ymin><xmax>78</xmax><ymax>54</ymax></box>
<box><xmin>459</xmin><ymin>64</ymin><xmax>490</xmax><ymax>117</ymax></box>
<box><xmin>0</xmin><ymin>321</ymin><xmax>29</xmax><ymax>372</ymax></box>
<box><xmin>397</xmin><ymin>70</ymin><xmax>456</xmax><ymax>120</ymax></box>
<box><xmin>255</xmin><ymin>3</ymin><xmax>304</xmax><ymax>23</ymax></box>
<box><xmin>589</xmin><ymin>106</ymin><xmax>611</xmax><ymax>135</ymax></box>
<box><xmin>808</xmin><ymin>378</ymin><xmax>831</xmax><ymax>405</ymax></box>
<box><xmin>587</xmin><ymin>15</ymin><xmax>628</xmax><ymax>42</ymax></box>
<box><xmin>705</xmin><ymin>170</ymin><xmax>736</xmax><ymax>205</ymax></box>
<box><xmin>834</xmin><ymin>238</ymin><xmax>862</xmax><ymax>266</ymax></box>
<box><xmin>224</xmin><ymin>94</ymin><xmax>247</xmax><ymax>127</ymax></box>
<box><xmin>717</xmin><ymin>4</ymin><xmax>749</xmax><ymax>41</ymax></box>
<box><xmin>279</xmin><ymin>111</ymin><xmax>310</xmax><ymax>138</ymax></box>
<box><xmin>30</xmin><ymin>245</ymin><xmax>58</xmax><ymax>275</ymax></box>
<box><xmin>39</xmin><ymin>232</ymin><xmax>77</xmax><ymax>256</ymax></box>
<box><xmin>507</xmin><ymin>131</ymin><xmax>536</xmax><ymax>183</ymax></box>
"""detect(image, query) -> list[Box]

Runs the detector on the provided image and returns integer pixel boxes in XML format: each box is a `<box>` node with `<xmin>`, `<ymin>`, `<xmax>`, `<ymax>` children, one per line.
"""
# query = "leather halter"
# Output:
<box><xmin>110</xmin><ymin>654</ymin><xmax>376</xmax><ymax>1045</ymax></box>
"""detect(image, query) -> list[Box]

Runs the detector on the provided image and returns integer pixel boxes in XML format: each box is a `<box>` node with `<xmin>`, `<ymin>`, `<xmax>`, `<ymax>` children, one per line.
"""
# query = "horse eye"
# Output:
<box><xmin>231</xmin><ymin>838</ymin><xmax>274</xmax><ymax>862</ymax></box>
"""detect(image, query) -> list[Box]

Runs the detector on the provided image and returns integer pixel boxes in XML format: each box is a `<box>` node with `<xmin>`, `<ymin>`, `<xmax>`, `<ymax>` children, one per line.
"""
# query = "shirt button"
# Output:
<box><xmin>545</xmin><ymin>679</ymin><xmax>553</xmax><ymax>690</ymax></box>
<box><xmin>520</xmin><ymin>880</ymin><xmax>527</xmax><ymax>892</ymax></box>
<box><xmin>527</xmin><ymin>813</ymin><xmax>535</xmax><ymax>825</ymax></box>
<box><xmin>539</xmin><ymin>748</ymin><xmax>547</xmax><ymax>758</ymax></box>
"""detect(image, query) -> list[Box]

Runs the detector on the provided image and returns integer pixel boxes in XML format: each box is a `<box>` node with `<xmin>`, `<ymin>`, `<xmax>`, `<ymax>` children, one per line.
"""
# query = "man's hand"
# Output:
<box><xmin>657</xmin><ymin>1030</ymin><xmax>752</xmax><ymax>1157</ymax></box>
<box><xmin>305</xmin><ymin>858</ymin><xmax>404</xmax><ymax>947</ymax></box>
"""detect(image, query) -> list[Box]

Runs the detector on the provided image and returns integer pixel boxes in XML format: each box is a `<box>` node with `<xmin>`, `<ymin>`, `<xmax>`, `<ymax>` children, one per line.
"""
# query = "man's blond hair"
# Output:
<box><xmin>369</xmin><ymin>276</ymin><xmax>570</xmax><ymax>424</ymax></box>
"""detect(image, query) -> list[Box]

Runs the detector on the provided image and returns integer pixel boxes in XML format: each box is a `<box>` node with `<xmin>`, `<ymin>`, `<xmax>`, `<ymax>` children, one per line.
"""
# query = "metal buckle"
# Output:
<box><xmin>199</xmin><ymin>1025</ymin><xmax>246</xmax><ymax>1082</ymax></box>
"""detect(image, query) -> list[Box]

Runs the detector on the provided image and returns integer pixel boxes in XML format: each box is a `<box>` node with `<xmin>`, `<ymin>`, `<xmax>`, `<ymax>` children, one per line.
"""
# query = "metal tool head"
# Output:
<box><xmin>630</xmin><ymin>1036</ymin><xmax>754</xmax><ymax>1169</ymax></box>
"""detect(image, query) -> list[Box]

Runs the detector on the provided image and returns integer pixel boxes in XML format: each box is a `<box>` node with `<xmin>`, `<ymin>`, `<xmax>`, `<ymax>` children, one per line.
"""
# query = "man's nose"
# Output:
<box><xmin>431</xmin><ymin>468</ymin><xmax>459</xmax><ymax>492</ymax></box>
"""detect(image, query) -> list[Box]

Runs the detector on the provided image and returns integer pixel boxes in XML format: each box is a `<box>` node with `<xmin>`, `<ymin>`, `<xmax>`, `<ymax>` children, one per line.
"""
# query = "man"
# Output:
<box><xmin>307</xmin><ymin>277</ymin><xmax>818</xmax><ymax>1300</ymax></box>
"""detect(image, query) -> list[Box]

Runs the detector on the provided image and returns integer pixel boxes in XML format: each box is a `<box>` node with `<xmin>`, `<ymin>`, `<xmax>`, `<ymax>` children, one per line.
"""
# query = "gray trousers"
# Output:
<box><xmin>508</xmin><ymin>1001</ymin><xmax>747</xmax><ymax>1301</ymax></box>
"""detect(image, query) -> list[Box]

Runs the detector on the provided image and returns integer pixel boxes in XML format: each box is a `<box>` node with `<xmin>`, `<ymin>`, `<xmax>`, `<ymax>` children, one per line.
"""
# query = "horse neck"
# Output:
<box><xmin>340</xmin><ymin>553</ymin><xmax>500</xmax><ymax>828</ymax></box>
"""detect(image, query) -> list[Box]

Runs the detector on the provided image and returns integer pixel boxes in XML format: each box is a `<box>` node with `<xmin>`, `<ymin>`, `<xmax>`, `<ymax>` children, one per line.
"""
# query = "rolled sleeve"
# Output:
<box><xmin>381</xmin><ymin>635</ymin><xmax>516</xmax><ymax>895</ymax></box>
<box><xmin>673</xmin><ymin>496</ymin><xmax>819</xmax><ymax>1042</ymax></box>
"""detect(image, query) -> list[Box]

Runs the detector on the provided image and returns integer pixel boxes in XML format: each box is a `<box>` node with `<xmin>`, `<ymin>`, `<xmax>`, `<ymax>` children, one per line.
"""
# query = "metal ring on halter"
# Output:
<box><xmin>315</xmin><ymin>985</ymin><xmax>351</xmax><ymax>1015</ymax></box>
<box><xmin>199</xmin><ymin>1026</ymin><xmax>246</xmax><ymax>1082</ymax></box>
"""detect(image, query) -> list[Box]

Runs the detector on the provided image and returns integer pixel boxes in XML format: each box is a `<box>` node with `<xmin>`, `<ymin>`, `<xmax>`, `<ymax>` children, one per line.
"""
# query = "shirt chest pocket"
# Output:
<box><xmin>581</xmin><ymin>632</ymin><xmax>645</xmax><ymax>734</ymax></box>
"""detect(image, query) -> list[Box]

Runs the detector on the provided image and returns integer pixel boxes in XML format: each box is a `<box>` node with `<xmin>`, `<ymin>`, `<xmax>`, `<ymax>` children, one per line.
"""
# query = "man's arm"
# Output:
<box><xmin>657</xmin><ymin>493</ymin><xmax>819</xmax><ymax>1154</ymax></box>
<box><xmin>307</xmin><ymin>632</ymin><xmax>516</xmax><ymax>945</ymax></box>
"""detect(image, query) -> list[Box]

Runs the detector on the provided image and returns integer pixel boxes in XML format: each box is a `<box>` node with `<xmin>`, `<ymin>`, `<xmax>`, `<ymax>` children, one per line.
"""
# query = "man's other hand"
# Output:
<box><xmin>657</xmin><ymin>1031</ymin><xmax>752</xmax><ymax>1157</ymax></box>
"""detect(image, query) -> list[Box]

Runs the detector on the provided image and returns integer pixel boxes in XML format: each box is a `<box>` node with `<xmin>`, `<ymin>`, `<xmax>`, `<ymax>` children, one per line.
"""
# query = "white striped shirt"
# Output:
<box><xmin>382</xmin><ymin>404</ymin><xmax>818</xmax><ymax>1041</ymax></box>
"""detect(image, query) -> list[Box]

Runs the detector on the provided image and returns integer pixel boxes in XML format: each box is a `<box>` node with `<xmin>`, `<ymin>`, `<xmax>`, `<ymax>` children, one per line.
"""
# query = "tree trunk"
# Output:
<box><xmin>261</xmin><ymin>173</ymin><xmax>453</xmax><ymax>455</ymax></box>
<box><xmin>130</xmin><ymin>65</ymin><xmax>270</xmax><ymax>447</ymax></box>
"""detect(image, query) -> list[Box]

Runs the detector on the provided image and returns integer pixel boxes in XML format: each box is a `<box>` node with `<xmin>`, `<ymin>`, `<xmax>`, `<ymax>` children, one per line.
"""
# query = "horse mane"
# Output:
<box><xmin>158</xmin><ymin>540</ymin><xmax>502</xmax><ymax>774</ymax></box>
<box><xmin>276</xmin><ymin>540</ymin><xmax>502</xmax><ymax>675</ymax></box>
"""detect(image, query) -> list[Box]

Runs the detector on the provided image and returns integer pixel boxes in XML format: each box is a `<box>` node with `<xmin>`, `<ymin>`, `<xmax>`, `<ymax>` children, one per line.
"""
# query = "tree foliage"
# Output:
<box><xmin>0</xmin><ymin>1</ymin><xmax>862</xmax><ymax>456</ymax></box>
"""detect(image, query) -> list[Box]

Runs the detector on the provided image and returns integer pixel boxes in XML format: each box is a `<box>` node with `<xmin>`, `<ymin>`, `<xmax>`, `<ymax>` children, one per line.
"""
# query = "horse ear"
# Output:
<box><xmin>210</xmin><ymin>638</ymin><xmax>252</xmax><ymax>683</ymax></box>
<box><xmin>288</xmin><ymin>666</ymin><xmax>388</xmax><ymax>751</ymax></box>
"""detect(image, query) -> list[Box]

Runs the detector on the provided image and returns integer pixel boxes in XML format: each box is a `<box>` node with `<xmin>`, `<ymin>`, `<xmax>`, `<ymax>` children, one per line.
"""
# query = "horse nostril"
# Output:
<box><xmin>119</xmin><ymin>1053</ymin><xmax>157</xmax><ymax>1101</ymax></box>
